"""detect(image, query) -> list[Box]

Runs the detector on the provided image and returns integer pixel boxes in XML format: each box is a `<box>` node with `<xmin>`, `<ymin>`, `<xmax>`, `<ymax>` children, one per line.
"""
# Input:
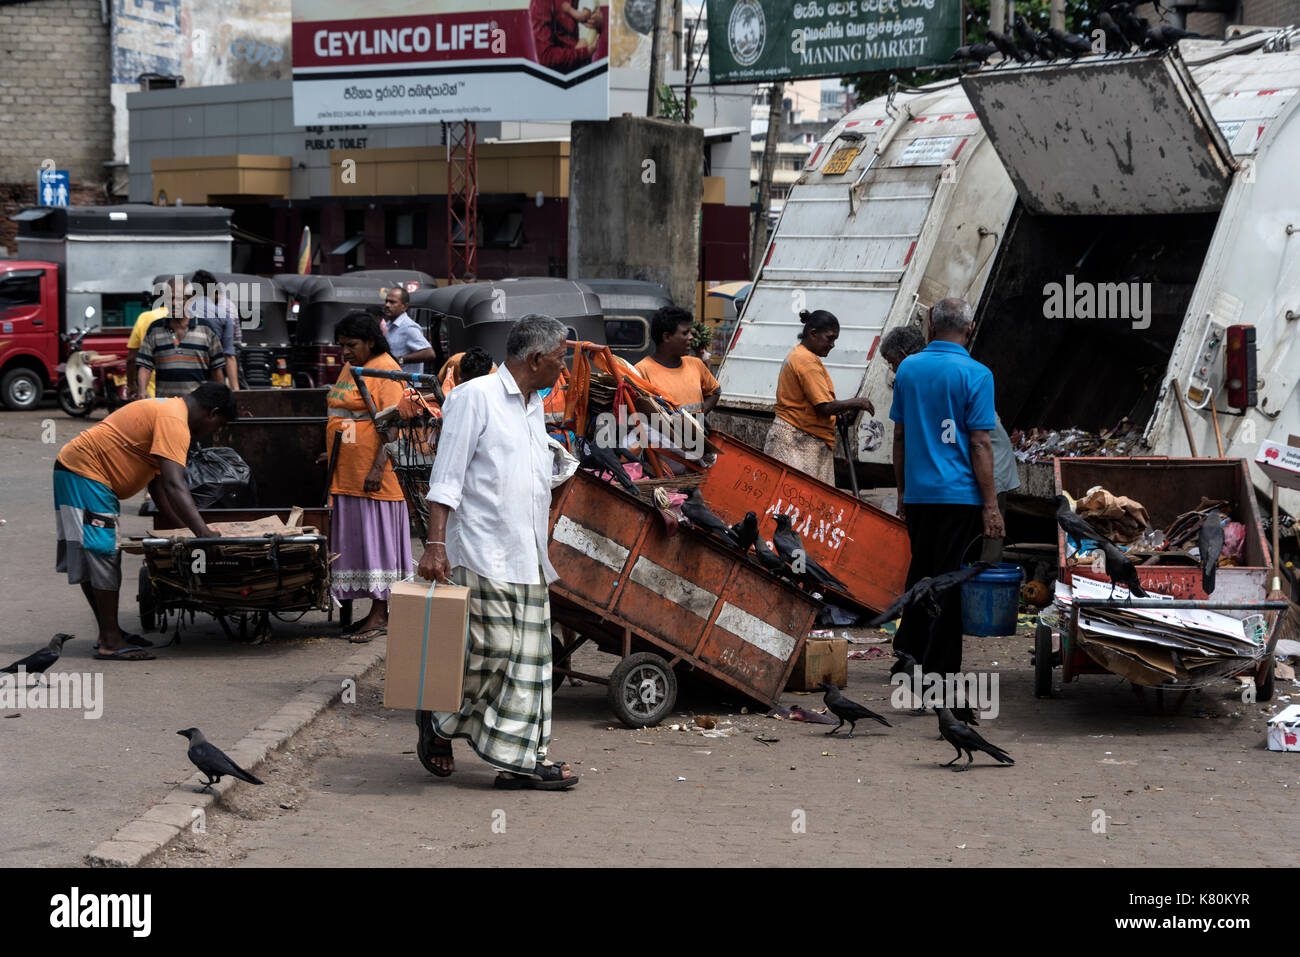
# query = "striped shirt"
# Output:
<box><xmin>135</xmin><ymin>318</ymin><xmax>223</xmax><ymax>397</ymax></box>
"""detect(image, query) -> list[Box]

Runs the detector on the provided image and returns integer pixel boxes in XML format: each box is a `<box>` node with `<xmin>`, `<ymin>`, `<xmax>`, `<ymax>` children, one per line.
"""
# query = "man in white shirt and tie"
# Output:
<box><xmin>415</xmin><ymin>315</ymin><xmax>577</xmax><ymax>789</ymax></box>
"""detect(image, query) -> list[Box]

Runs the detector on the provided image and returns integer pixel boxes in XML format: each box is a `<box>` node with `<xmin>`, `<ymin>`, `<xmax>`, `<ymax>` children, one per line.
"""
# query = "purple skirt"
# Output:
<box><xmin>330</xmin><ymin>494</ymin><xmax>413</xmax><ymax>601</ymax></box>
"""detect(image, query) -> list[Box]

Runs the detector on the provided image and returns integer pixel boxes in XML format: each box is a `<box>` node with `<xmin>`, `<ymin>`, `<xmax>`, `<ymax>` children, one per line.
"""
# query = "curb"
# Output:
<box><xmin>85</xmin><ymin>641</ymin><xmax>386</xmax><ymax>867</ymax></box>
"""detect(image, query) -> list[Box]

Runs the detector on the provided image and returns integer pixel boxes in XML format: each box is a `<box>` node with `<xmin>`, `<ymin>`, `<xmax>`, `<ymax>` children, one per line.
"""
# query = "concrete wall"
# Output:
<box><xmin>568</xmin><ymin>116</ymin><xmax>703</xmax><ymax>309</ymax></box>
<box><xmin>0</xmin><ymin>0</ymin><xmax>113</xmax><ymax>186</ymax></box>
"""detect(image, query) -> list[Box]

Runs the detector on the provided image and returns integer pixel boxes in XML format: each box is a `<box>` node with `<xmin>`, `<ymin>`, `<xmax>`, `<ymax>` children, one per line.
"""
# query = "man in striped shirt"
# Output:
<box><xmin>135</xmin><ymin>277</ymin><xmax>224</xmax><ymax>398</ymax></box>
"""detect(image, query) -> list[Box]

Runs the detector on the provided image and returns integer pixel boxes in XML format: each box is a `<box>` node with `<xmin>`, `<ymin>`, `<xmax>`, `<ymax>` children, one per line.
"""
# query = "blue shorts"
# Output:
<box><xmin>53</xmin><ymin>462</ymin><xmax>121</xmax><ymax>590</ymax></box>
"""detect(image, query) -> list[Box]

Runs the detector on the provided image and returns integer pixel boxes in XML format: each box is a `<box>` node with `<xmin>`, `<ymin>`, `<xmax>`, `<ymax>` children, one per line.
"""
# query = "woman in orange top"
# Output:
<box><xmin>323</xmin><ymin>312</ymin><xmax>410</xmax><ymax>642</ymax></box>
<box><xmin>763</xmin><ymin>309</ymin><xmax>874</xmax><ymax>485</ymax></box>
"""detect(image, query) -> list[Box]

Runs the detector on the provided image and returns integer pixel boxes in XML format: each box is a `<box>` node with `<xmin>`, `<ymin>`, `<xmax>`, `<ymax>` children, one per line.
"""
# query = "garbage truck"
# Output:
<box><xmin>0</xmin><ymin>204</ymin><xmax>232</xmax><ymax>410</ymax></box>
<box><xmin>714</xmin><ymin>30</ymin><xmax>1300</xmax><ymax>514</ymax></box>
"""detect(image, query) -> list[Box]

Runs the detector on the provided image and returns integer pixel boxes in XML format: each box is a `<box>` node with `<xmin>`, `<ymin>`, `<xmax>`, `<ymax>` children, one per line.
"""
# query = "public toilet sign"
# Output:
<box><xmin>291</xmin><ymin>0</ymin><xmax>610</xmax><ymax>125</ymax></box>
<box><xmin>706</xmin><ymin>0</ymin><xmax>961</xmax><ymax>83</ymax></box>
<box><xmin>37</xmin><ymin>168</ymin><xmax>70</xmax><ymax>207</ymax></box>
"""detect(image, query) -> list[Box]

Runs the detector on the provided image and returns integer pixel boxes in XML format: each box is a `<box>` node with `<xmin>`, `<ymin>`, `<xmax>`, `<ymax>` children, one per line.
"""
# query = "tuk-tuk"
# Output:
<box><xmin>408</xmin><ymin>278</ymin><xmax>606</xmax><ymax>367</ymax></box>
<box><xmin>576</xmin><ymin>279</ymin><xmax>674</xmax><ymax>366</ymax></box>
<box><xmin>284</xmin><ymin>270</ymin><xmax>434</xmax><ymax>387</ymax></box>
<box><xmin>150</xmin><ymin>272</ymin><xmax>291</xmax><ymax>389</ymax></box>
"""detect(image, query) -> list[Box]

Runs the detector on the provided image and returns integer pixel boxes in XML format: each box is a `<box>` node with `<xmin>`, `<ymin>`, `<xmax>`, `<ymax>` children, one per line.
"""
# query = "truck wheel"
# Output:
<box><xmin>2</xmin><ymin>368</ymin><xmax>44</xmax><ymax>412</ymax></box>
<box><xmin>607</xmin><ymin>652</ymin><xmax>677</xmax><ymax>728</ymax></box>
<box><xmin>57</xmin><ymin>380</ymin><xmax>92</xmax><ymax>417</ymax></box>
<box><xmin>1034</xmin><ymin>623</ymin><xmax>1054</xmax><ymax>698</ymax></box>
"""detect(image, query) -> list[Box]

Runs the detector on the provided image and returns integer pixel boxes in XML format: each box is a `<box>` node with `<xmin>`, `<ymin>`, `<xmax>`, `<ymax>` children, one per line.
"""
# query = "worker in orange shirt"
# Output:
<box><xmin>633</xmin><ymin>306</ymin><xmax>721</xmax><ymax>417</ymax></box>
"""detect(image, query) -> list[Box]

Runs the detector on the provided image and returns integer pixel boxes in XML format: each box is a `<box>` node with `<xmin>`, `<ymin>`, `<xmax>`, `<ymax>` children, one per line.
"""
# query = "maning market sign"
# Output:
<box><xmin>291</xmin><ymin>0</ymin><xmax>611</xmax><ymax>125</ymax></box>
<box><xmin>707</xmin><ymin>0</ymin><xmax>961</xmax><ymax>83</ymax></box>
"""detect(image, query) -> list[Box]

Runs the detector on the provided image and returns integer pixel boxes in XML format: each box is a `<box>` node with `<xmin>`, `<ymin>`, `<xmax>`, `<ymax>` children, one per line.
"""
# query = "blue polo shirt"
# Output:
<box><xmin>888</xmin><ymin>340</ymin><xmax>996</xmax><ymax>505</ymax></box>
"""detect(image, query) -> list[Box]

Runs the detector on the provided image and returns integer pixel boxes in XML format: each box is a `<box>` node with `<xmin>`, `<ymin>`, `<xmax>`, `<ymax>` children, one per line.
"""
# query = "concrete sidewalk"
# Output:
<box><xmin>0</xmin><ymin>407</ymin><xmax>371</xmax><ymax>866</ymax></box>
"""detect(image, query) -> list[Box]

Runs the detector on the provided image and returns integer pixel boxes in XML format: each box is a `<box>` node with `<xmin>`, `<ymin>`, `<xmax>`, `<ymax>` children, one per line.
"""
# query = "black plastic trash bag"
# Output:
<box><xmin>184</xmin><ymin>446</ymin><xmax>257</xmax><ymax>508</ymax></box>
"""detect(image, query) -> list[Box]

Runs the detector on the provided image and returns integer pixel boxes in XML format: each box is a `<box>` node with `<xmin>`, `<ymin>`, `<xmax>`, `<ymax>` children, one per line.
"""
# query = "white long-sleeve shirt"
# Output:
<box><xmin>426</xmin><ymin>364</ymin><xmax>558</xmax><ymax>586</ymax></box>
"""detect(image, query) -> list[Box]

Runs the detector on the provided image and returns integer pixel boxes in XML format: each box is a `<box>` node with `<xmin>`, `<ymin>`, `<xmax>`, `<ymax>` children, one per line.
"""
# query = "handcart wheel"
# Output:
<box><xmin>1257</xmin><ymin>655</ymin><xmax>1275</xmax><ymax>703</ymax></box>
<box><xmin>607</xmin><ymin>652</ymin><xmax>677</xmax><ymax>728</ymax></box>
<box><xmin>1033</xmin><ymin>623</ymin><xmax>1054</xmax><ymax>699</ymax></box>
<box><xmin>138</xmin><ymin>565</ymin><xmax>158</xmax><ymax>633</ymax></box>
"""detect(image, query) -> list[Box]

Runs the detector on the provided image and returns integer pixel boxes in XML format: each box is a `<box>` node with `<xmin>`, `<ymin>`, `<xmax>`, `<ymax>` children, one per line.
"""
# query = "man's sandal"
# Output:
<box><xmin>92</xmin><ymin>633</ymin><xmax>153</xmax><ymax>651</ymax></box>
<box><xmin>93</xmin><ymin>647</ymin><xmax>155</xmax><ymax>661</ymax></box>
<box><xmin>493</xmin><ymin>761</ymin><xmax>579</xmax><ymax>791</ymax></box>
<box><xmin>415</xmin><ymin>711</ymin><xmax>453</xmax><ymax>777</ymax></box>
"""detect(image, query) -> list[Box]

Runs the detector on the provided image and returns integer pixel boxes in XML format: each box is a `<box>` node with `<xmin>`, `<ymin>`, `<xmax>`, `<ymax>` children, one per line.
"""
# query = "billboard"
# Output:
<box><xmin>291</xmin><ymin>0</ymin><xmax>610</xmax><ymax>124</ymax></box>
<box><xmin>706</xmin><ymin>0</ymin><xmax>962</xmax><ymax>84</ymax></box>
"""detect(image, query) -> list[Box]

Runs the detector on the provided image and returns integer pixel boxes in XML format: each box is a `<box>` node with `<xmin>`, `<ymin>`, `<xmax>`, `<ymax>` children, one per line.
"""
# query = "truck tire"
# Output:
<box><xmin>1</xmin><ymin>367</ymin><xmax>44</xmax><ymax>412</ymax></box>
<box><xmin>57</xmin><ymin>380</ymin><xmax>93</xmax><ymax>417</ymax></box>
<box><xmin>1034</xmin><ymin>623</ymin><xmax>1054</xmax><ymax>698</ymax></box>
<box><xmin>607</xmin><ymin>652</ymin><xmax>677</xmax><ymax>728</ymax></box>
<box><xmin>138</xmin><ymin>566</ymin><xmax>158</xmax><ymax>633</ymax></box>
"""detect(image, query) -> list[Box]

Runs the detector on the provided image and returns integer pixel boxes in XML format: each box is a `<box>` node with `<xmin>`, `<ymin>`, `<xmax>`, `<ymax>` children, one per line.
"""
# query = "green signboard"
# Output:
<box><xmin>707</xmin><ymin>0</ymin><xmax>962</xmax><ymax>83</ymax></box>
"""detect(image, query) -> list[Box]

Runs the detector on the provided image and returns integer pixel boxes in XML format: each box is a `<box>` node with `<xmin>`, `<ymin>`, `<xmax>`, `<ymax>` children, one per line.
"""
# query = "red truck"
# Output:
<box><xmin>0</xmin><ymin>204</ymin><xmax>234</xmax><ymax>411</ymax></box>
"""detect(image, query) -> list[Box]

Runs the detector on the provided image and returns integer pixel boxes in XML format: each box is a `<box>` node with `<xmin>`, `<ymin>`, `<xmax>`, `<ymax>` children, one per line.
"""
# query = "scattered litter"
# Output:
<box><xmin>1275</xmin><ymin>639</ymin><xmax>1300</xmax><ymax>658</ymax></box>
<box><xmin>741</xmin><ymin>707</ymin><xmax>749</xmax><ymax>714</ymax></box>
<box><xmin>693</xmin><ymin>750</ymin><xmax>712</xmax><ymax>755</ymax></box>
<box><xmin>753</xmin><ymin>735</ymin><xmax>779</xmax><ymax>744</ymax></box>
<box><xmin>848</xmin><ymin>647</ymin><xmax>889</xmax><ymax>660</ymax></box>
<box><xmin>1276</xmin><ymin>661</ymin><xmax>1295</xmax><ymax>681</ymax></box>
<box><xmin>992</xmin><ymin>661</ymin><xmax>999</xmax><ymax>666</ymax></box>
<box><xmin>1205</xmin><ymin>767</ymin><xmax>1216</xmax><ymax>771</ymax></box>
<box><xmin>809</xmin><ymin>629</ymin><xmax>835</xmax><ymax>639</ymax></box>
<box><xmin>279</xmin><ymin>802</ymin><xmax>295</xmax><ymax>810</ymax></box>
<box><xmin>820</xmin><ymin>751</ymin><xmax>835</xmax><ymax>757</ymax></box>
<box><xmin>957</xmin><ymin>844</ymin><xmax>967</xmax><ymax>850</ymax></box>
<box><xmin>676</xmin><ymin>776</ymin><xmax>686</xmax><ymax>782</ymax></box>
<box><xmin>789</xmin><ymin>705</ymin><xmax>838</xmax><ymax>726</ymax></box>
<box><xmin>3</xmin><ymin>713</ymin><xmax>19</xmax><ymax>719</ymax></box>
<box><xmin>692</xmin><ymin>714</ymin><xmax>718</xmax><ymax>730</ymax></box>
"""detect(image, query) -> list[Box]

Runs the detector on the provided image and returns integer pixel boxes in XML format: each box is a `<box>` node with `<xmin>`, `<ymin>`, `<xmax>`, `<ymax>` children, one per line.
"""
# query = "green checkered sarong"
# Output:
<box><xmin>428</xmin><ymin>566</ymin><xmax>552</xmax><ymax>774</ymax></box>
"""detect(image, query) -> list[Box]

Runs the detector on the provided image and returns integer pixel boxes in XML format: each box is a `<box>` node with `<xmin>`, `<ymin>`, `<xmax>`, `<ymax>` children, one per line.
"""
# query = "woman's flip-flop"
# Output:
<box><xmin>349</xmin><ymin>626</ymin><xmax>387</xmax><ymax>644</ymax></box>
<box><xmin>93</xmin><ymin>647</ymin><xmax>156</xmax><ymax>661</ymax></box>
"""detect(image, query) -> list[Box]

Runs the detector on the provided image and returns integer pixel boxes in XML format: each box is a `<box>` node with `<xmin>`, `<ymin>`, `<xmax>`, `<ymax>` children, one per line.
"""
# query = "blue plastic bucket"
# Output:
<box><xmin>960</xmin><ymin>563</ymin><xmax>1024</xmax><ymax>637</ymax></box>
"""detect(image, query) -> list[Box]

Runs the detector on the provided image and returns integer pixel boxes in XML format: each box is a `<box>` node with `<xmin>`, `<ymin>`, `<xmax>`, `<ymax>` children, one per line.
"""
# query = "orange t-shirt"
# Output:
<box><xmin>326</xmin><ymin>353</ymin><xmax>405</xmax><ymax>501</ymax></box>
<box><xmin>56</xmin><ymin>397</ymin><xmax>192</xmax><ymax>498</ymax></box>
<box><xmin>773</xmin><ymin>343</ymin><xmax>837</xmax><ymax>448</ymax></box>
<box><xmin>633</xmin><ymin>355</ymin><xmax>720</xmax><ymax>410</ymax></box>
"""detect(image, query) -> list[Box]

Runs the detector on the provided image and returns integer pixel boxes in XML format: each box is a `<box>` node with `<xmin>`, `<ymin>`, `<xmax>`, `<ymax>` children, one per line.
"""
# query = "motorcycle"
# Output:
<box><xmin>57</xmin><ymin>315</ymin><xmax>131</xmax><ymax>418</ymax></box>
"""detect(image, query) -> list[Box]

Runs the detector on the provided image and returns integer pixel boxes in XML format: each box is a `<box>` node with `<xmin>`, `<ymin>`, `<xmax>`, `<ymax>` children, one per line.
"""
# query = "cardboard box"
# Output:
<box><xmin>384</xmin><ymin>578</ymin><xmax>469</xmax><ymax>712</ymax></box>
<box><xmin>1267</xmin><ymin>703</ymin><xmax>1300</xmax><ymax>752</ymax></box>
<box><xmin>785</xmin><ymin>638</ymin><xmax>848</xmax><ymax>691</ymax></box>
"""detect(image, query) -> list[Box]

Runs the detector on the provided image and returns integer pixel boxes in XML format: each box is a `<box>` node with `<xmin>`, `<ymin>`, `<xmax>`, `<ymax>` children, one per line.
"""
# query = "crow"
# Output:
<box><xmin>1198</xmin><ymin>508</ymin><xmax>1224</xmax><ymax>595</ymax></box>
<box><xmin>178</xmin><ymin>728</ymin><xmax>263</xmax><ymax>791</ymax></box>
<box><xmin>729</xmin><ymin>511</ymin><xmax>759</xmax><ymax>554</ymax></box>
<box><xmin>935</xmin><ymin>705</ymin><xmax>983</xmax><ymax>741</ymax></box>
<box><xmin>1145</xmin><ymin>24</ymin><xmax>1203</xmax><ymax>49</ymax></box>
<box><xmin>682</xmin><ymin>489</ymin><xmax>741</xmax><ymax>548</ymax></box>
<box><xmin>1111</xmin><ymin>3</ymin><xmax>1150</xmax><ymax>48</ymax></box>
<box><xmin>951</xmin><ymin>41</ymin><xmax>998</xmax><ymax>64</ymax></box>
<box><xmin>1054</xmin><ymin>494</ymin><xmax>1116</xmax><ymax>550</ymax></box>
<box><xmin>1036</xmin><ymin>29</ymin><xmax>1062</xmax><ymax>58</ymax></box>
<box><xmin>771</xmin><ymin>513</ymin><xmax>848</xmax><ymax>594</ymax></box>
<box><xmin>1</xmin><ymin>634</ymin><xmax>73</xmax><ymax>683</ymax></box>
<box><xmin>1048</xmin><ymin>26</ymin><xmax>1094</xmax><ymax>56</ymax></box>
<box><xmin>1098</xmin><ymin>540</ymin><xmax>1149</xmax><ymax>599</ymax></box>
<box><xmin>1097</xmin><ymin>12</ymin><xmax>1131</xmax><ymax>52</ymax></box>
<box><xmin>820</xmin><ymin>682</ymin><xmax>892</xmax><ymax>737</ymax></box>
<box><xmin>937</xmin><ymin>708</ymin><xmax>1014</xmax><ymax>771</ymax></box>
<box><xmin>576</xmin><ymin>436</ymin><xmax>636</xmax><ymax>492</ymax></box>
<box><xmin>863</xmin><ymin>563</ymin><xmax>991</xmax><ymax>628</ymax></box>
<box><xmin>1014</xmin><ymin>15</ymin><xmax>1044</xmax><ymax>58</ymax></box>
<box><xmin>986</xmin><ymin>29</ymin><xmax>1029</xmax><ymax>63</ymax></box>
<box><xmin>752</xmin><ymin>536</ymin><xmax>788</xmax><ymax>576</ymax></box>
<box><xmin>890</xmin><ymin>648</ymin><xmax>919</xmax><ymax>677</ymax></box>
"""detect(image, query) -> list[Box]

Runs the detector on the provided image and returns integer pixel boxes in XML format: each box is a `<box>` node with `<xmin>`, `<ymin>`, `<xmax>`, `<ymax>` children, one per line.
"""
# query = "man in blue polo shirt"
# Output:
<box><xmin>889</xmin><ymin>298</ymin><xmax>1004</xmax><ymax>682</ymax></box>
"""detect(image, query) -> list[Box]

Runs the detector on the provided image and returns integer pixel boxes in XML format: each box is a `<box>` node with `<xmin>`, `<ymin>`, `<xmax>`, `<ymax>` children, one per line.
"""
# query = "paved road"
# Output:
<box><xmin>0</xmin><ymin>406</ymin><xmax>365</xmax><ymax>866</ymax></box>
<box><xmin>151</xmin><ymin>636</ymin><xmax>1299</xmax><ymax>868</ymax></box>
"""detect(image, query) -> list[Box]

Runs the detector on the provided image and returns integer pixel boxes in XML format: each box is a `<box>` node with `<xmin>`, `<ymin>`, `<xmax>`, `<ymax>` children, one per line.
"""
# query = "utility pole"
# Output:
<box><xmin>1049</xmin><ymin>0</ymin><xmax>1065</xmax><ymax>31</ymax></box>
<box><xmin>672</xmin><ymin>0</ymin><xmax>683</xmax><ymax>69</ymax></box>
<box><xmin>751</xmin><ymin>82</ymin><xmax>784</xmax><ymax>276</ymax></box>
<box><xmin>989</xmin><ymin>0</ymin><xmax>1006</xmax><ymax>34</ymax></box>
<box><xmin>646</xmin><ymin>0</ymin><xmax>667</xmax><ymax>117</ymax></box>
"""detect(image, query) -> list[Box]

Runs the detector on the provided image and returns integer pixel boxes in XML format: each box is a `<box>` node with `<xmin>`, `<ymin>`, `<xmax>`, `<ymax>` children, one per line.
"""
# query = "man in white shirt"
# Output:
<box><xmin>415</xmin><ymin>315</ymin><xmax>576</xmax><ymax>790</ymax></box>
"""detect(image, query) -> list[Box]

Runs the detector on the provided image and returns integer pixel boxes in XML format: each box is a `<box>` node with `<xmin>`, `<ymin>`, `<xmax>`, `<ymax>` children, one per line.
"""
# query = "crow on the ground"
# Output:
<box><xmin>951</xmin><ymin>41</ymin><xmax>998</xmax><ymax>64</ymax></box>
<box><xmin>177</xmin><ymin>728</ymin><xmax>264</xmax><ymax>792</ymax></box>
<box><xmin>863</xmin><ymin>563</ymin><xmax>991</xmax><ymax>627</ymax></box>
<box><xmin>1198</xmin><ymin>508</ymin><xmax>1224</xmax><ymax>595</ymax></box>
<box><xmin>820</xmin><ymin>682</ymin><xmax>892</xmax><ymax>737</ymax></box>
<box><xmin>729</xmin><ymin>511</ymin><xmax>759</xmax><ymax>554</ymax></box>
<box><xmin>937</xmin><ymin>708</ymin><xmax>1014</xmax><ymax>771</ymax></box>
<box><xmin>1</xmin><ymin>634</ymin><xmax>73</xmax><ymax>683</ymax></box>
<box><xmin>771</xmin><ymin>514</ymin><xmax>848</xmax><ymax>594</ymax></box>
<box><xmin>890</xmin><ymin>648</ymin><xmax>919</xmax><ymax>678</ymax></box>
<box><xmin>1048</xmin><ymin>27</ymin><xmax>1094</xmax><ymax>56</ymax></box>
<box><xmin>682</xmin><ymin>489</ymin><xmax>742</xmax><ymax>548</ymax></box>
<box><xmin>986</xmin><ymin>29</ymin><xmax>1028</xmax><ymax>62</ymax></box>
<box><xmin>1098</xmin><ymin>540</ymin><xmax>1149</xmax><ymax>599</ymax></box>
<box><xmin>576</xmin><ymin>436</ymin><xmax>636</xmax><ymax>492</ymax></box>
